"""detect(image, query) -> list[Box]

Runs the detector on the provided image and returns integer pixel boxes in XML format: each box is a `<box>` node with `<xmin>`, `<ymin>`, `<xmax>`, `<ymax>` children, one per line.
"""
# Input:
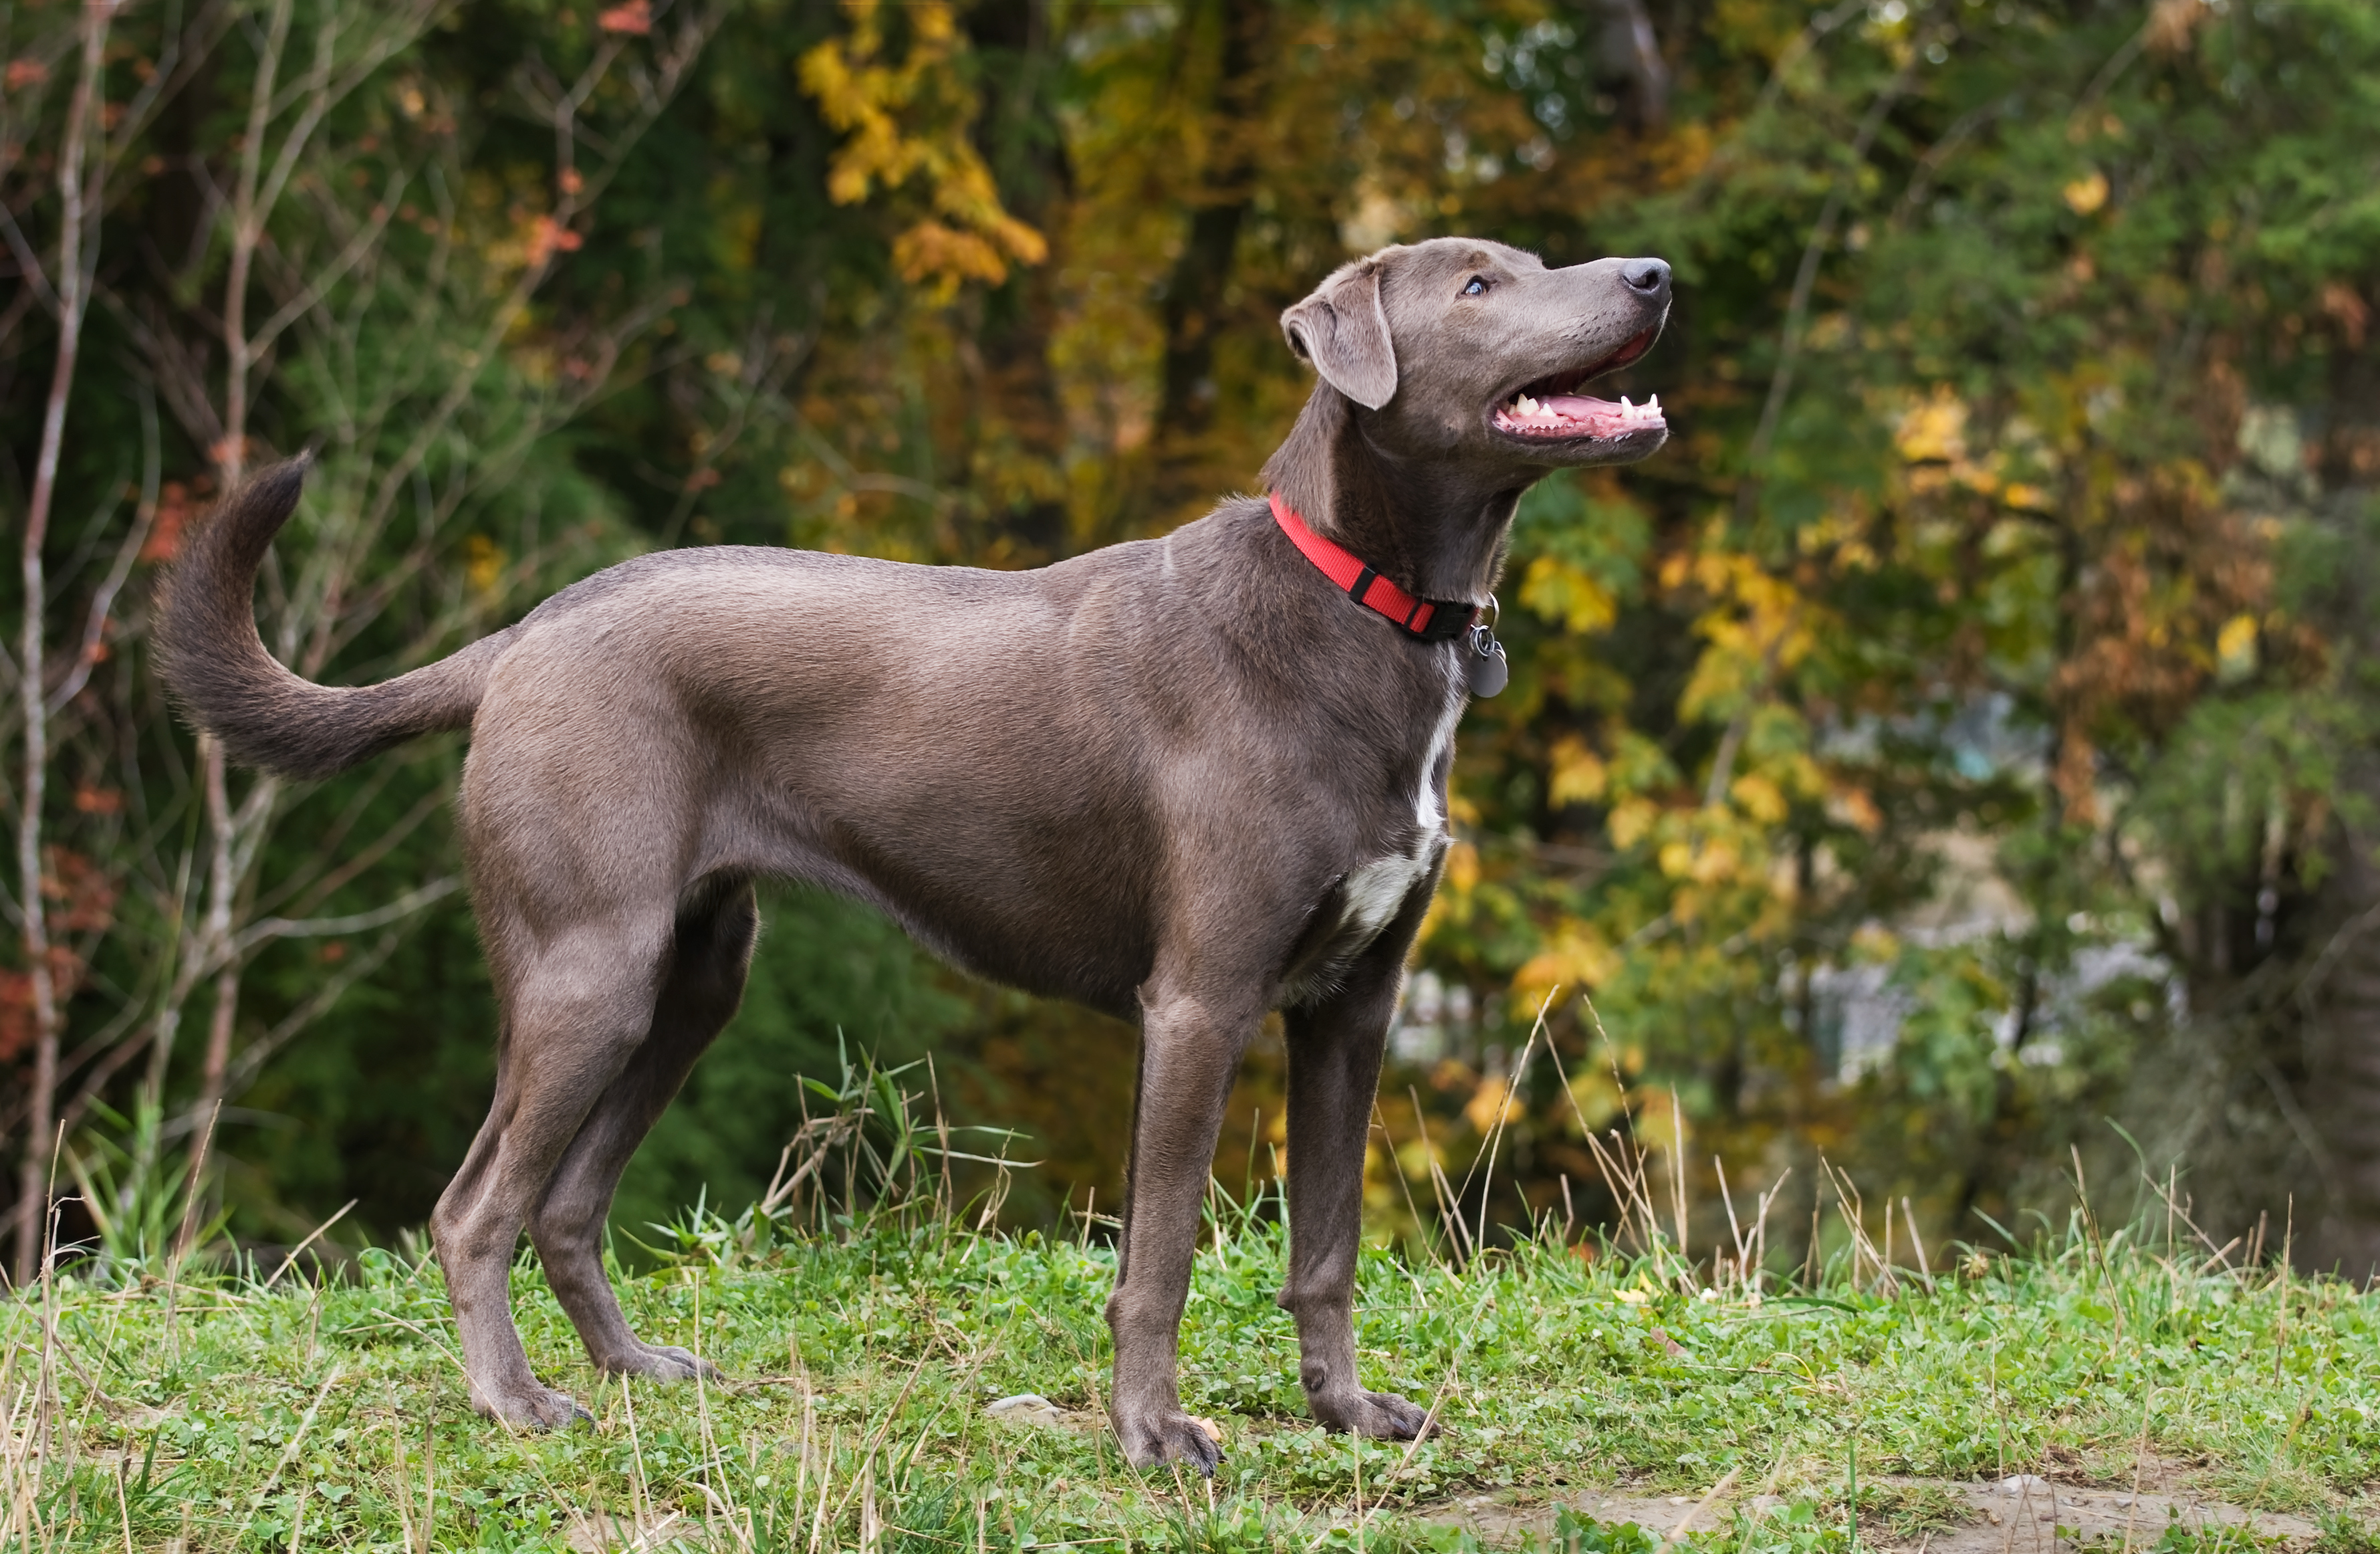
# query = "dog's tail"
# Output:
<box><xmin>154</xmin><ymin>456</ymin><xmax>517</xmax><ymax>780</ymax></box>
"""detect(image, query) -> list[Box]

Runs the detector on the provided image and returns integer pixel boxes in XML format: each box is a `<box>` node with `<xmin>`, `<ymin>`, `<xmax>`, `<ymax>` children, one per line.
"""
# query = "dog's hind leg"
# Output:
<box><xmin>1278</xmin><ymin>887</ymin><xmax>1438</xmax><ymax>1442</ymax></box>
<box><xmin>431</xmin><ymin>911</ymin><xmax>675</xmax><ymax>1428</ymax></box>
<box><xmin>529</xmin><ymin>879</ymin><xmax>759</xmax><ymax>1382</ymax></box>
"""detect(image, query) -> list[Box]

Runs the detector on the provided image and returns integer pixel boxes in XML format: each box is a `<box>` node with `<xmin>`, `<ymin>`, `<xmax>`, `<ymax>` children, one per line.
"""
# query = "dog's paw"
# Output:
<box><xmin>1314</xmin><ymin>1388</ymin><xmax>1437</xmax><ymax>1441</ymax></box>
<box><xmin>471</xmin><ymin>1378</ymin><xmax>593</xmax><ymax>1430</ymax></box>
<box><xmin>598</xmin><ymin>1343</ymin><xmax>713</xmax><ymax>1383</ymax></box>
<box><xmin>1116</xmin><ymin>1408</ymin><xmax>1226</xmax><ymax>1475</ymax></box>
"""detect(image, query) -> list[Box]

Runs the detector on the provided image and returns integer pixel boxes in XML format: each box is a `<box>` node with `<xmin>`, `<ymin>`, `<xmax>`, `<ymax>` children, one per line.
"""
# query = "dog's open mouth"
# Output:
<box><xmin>1490</xmin><ymin>327</ymin><xmax>1665</xmax><ymax>441</ymax></box>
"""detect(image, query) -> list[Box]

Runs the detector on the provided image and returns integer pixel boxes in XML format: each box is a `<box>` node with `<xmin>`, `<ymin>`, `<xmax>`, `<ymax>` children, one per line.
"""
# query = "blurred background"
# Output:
<box><xmin>5</xmin><ymin>0</ymin><xmax>2377</xmax><ymax>1286</ymax></box>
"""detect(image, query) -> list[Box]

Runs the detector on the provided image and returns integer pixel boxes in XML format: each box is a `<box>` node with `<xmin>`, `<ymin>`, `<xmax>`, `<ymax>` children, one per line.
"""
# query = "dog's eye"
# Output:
<box><xmin>1463</xmin><ymin>276</ymin><xmax>1488</xmax><ymax>296</ymax></box>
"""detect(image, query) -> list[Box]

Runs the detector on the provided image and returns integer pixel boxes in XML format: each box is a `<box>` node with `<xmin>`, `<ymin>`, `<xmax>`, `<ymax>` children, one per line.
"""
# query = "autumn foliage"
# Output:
<box><xmin>5</xmin><ymin>0</ymin><xmax>2379</xmax><ymax>1273</ymax></box>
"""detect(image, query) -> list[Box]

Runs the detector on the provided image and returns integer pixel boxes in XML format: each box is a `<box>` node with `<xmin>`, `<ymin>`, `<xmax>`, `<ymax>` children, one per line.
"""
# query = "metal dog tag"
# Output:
<box><xmin>1465</xmin><ymin>625</ymin><xmax>1509</xmax><ymax>697</ymax></box>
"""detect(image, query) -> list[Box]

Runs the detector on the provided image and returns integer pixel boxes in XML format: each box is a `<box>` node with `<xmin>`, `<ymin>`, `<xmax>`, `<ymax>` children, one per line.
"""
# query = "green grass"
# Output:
<box><xmin>7</xmin><ymin>1188</ymin><xmax>2379</xmax><ymax>1552</ymax></box>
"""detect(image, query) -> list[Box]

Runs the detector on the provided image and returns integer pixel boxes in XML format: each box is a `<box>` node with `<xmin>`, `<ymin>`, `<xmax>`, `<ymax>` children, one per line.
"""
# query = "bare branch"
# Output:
<box><xmin>48</xmin><ymin>390</ymin><xmax>162</xmax><ymax>715</ymax></box>
<box><xmin>219</xmin><ymin>926</ymin><xmax>408</xmax><ymax>1102</ymax></box>
<box><xmin>14</xmin><ymin>0</ymin><xmax>115</xmax><ymax>1288</ymax></box>
<box><xmin>245</xmin><ymin>166</ymin><xmax>408</xmax><ymax>358</ymax></box>
<box><xmin>217</xmin><ymin>0</ymin><xmax>297</xmax><ymax>483</ymax></box>
<box><xmin>233</xmin><ymin>873</ymin><xmax>461</xmax><ymax>954</ymax></box>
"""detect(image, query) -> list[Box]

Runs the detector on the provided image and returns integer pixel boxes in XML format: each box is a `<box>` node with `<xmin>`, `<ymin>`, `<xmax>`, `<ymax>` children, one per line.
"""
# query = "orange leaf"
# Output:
<box><xmin>72</xmin><ymin>786</ymin><xmax>124</xmax><ymax>815</ymax></box>
<box><xmin>596</xmin><ymin>1</ymin><xmax>650</xmax><ymax>35</ymax></box>
<box><xmin>141</xmin><ymin>482</ymin><xmax>193</xmax><ymax>562</ymax></box>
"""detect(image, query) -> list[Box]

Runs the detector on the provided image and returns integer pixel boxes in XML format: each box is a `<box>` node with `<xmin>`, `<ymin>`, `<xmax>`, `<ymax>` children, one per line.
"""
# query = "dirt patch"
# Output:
<box><xmin>1431</xmin><ymin>1474</ymin><xmax>2324</xmax><ymax>1552</ymax></box>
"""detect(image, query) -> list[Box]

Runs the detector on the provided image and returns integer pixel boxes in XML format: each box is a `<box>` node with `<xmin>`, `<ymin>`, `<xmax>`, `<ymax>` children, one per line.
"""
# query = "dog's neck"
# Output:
<box><xmin>1258</xmin><ymin>386</ymin><xmax>1526</xmax><ymax>605</ymax></box>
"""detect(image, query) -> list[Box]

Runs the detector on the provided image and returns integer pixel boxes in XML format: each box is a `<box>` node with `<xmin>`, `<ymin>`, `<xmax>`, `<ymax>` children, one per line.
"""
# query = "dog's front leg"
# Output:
<box><xmin>1278</xmin><ymin>905</ymin><xmax>1439</xmax><ymax>1442</ymax></box>
<box><xmin>1105</xmin><ymin>980</ymin><xmax>1258</xmax><ymax>1474</ymax></box>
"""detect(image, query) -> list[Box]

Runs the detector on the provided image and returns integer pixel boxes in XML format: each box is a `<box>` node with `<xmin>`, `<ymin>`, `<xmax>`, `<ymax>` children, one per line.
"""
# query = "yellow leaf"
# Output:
<box><xmin>464</xmin><ymin>534</ymin><xmax>505</xmax><ymax>594</ymax></box>
<box><xmin>2217</xmin><ymin>613</ymin><xmax>2258</xmax><ymax>678</ymax></box>
<box><xmin>1850</xmin><ymin>923</ymin><xmax>1901</xmax><ymax>963</ymax></box>
<box><xmin>1564</xmin><ymin>1067</ymin><xmax>1625</xmax><ymax>1133</ymax></box>
<box><xmin>1688</xmin><ymin>839</ymin><xmax>1739</xmax><ymax>884</ymax></box>
<box><xmin>1548</xmin><ymin>735</ymin><xmax>1609</xmax><ymax>806</ymax></box>
<box><xmin>1895</xmin><ymin>386</ymin><xmax>1968</xmax><ymax>463</ymax></box>
<box><xmin>795</xmin><ymin>0</ymin><xmax>1046</xmax><ymax>295</ymax></box>
<box><xmin>1463</xmin><ymin>1075</ymin><xmax>1521</xmax><ymax>1134</ymax></box>
<box><xmin>1609</xmin><ymin>798</ymin><xmax>1658</xmax><ymax>849</ymax></box>
<box><xmin>1513</xmin><ymin>925</ymin><xmax>1621</xmax><ymax>1011</ymax></box>
<box><xmin>1395</xmin><ymin>1137</ymin><xmax>1443</xmax><ymax>1183</ymax></box>
<box><xmin>1520</xmin><ymin>554</ymin><xmax>1619</xmax><ymax>635</ymax></box>
<box><xmin>2063</xmin><ymin>170</ymin><xmax>2109</xmax><ymax>215</ymax></box>
<box><xmin>1729</xmin><ymin>772</ymin><xmax>1788</xmax><ymax>824</ymax></box>
<box><xmin>892</xmin><ymin>221</ymin><xmax>1009</xmax><ymax>288</ymax></box>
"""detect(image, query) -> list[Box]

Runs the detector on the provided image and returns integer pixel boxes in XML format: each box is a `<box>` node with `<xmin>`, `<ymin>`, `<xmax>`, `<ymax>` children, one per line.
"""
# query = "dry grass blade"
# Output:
<box><xmin>1712</xmin><ymin>1157</ymin><xmax>1789</xmax><ymax>1299</ymax></box>
<box><xmin>1454</xmin><ymin>987</ymin><xmax>1558</xmax><ymax>1254</ymax></box>
<box><xmin>1375</xmin><ymin>1102</ymin><xmax>1433</xmax><ymax>1252</ymax></box>
<box><xmin>235</xmin><ymin>1363</ymin><xmax>344</xmax><ymax>1542</ymax></box>
<box><xmin>1667</xmin><ymin>1086</ymin><xmax>1689</xmax><ymax>1268</ymax></box>
<box><xmin>1902</xmin><ymin>1196</ymin><xmax>1936</xmax><ymax>1289</ymax></box>
<box><xmin>1411</xmin><ymin>1089</ymin><xmax>1475</xmax><ymax>1266</ymax></box>
<box><xmin>1821</xmin><ymin>1158</ymin><xmax>1894</xmax><ymax>1297</ymax></box>
<box><xmin>1717</xmin><ymin>1154</ymin><xmax>1746</xmax><ymax>1290</ymax></box>
<box><xmin>1657</xmin><ymin>1462</ymin><xmax>1744</xmax><ymax>1553</ymax></box>
<box><xmin>263</xmin><ymin>1198</ymin><xmax>356</xmax><ymax>1289</ymax></box>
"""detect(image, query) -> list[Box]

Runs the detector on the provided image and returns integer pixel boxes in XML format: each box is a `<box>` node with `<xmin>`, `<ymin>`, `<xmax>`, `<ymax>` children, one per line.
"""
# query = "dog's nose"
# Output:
<box><xmin>1622</xmin><ymin>257</ymin><xmax>1671</xmax><ymax>298</ymax></box>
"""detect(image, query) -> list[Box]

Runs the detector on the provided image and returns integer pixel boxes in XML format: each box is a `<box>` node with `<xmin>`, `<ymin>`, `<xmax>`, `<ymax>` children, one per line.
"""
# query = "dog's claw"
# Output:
<box><xmin>597</xmin><ymin>1343</ymin><xmax>713</xmax><ymax>1383</ymax></box>
<box><xmin>1316</xmin><ymin>1388</ymin><xmax>1437</xmax><ymax>1442</ymax></box>
<box><xmin>1370</xmin><ymin>1389</ymin><xmax>1438</xmax><ymax>1440</ymax></box>
<box><xmin>1118</xmin><ymin>1410</ymin><xmax>1226</xmax><ymax>1475</ymax></box>
<box><xmin>473</xmin><ymin>1380</ymin><xmax>592</xmax><ymax>1430</ymax></box>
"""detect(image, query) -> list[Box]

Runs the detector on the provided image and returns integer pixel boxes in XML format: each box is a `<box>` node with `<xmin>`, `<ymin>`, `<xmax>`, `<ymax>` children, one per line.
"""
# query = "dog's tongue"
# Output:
<box><xmin>1499</xmin><ymin>393</ymin><xmax>1665</xmax><ymax>437</ymax></box>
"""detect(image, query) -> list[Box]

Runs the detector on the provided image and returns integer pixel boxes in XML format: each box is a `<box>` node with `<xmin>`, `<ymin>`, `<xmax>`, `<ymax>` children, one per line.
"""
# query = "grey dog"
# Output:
<box><xmin>157</xmin><ymin>237</ymin><xmax>1671</xmax><ymax>1470</ymax></box>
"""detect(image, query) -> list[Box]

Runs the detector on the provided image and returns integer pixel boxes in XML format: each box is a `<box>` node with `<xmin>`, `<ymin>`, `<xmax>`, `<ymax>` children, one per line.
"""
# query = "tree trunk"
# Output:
<box><xmin>1148</xmin><ymin>0</ymin><xmax>1272</xmax><ymax>516</ymax></box>
<box><xmin>1591</xmin><ymin>0</ymin><xmax>1669</xmax><ymax>131</ymax></box>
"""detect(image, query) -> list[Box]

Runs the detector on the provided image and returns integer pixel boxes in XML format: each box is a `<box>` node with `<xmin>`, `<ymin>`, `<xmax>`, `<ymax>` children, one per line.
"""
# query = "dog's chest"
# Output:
<box><xmin>1281</xmin><ymin>689</ymin><xmax>1462</xmax><ymax>1002</ymax></box>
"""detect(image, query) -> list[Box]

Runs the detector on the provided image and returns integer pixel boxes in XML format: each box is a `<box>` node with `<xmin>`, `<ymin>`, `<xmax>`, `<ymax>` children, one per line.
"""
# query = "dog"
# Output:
<box><xmin>157</xmin><ymin>237</ymin><xmax>1671</xmax><ymax>1470</ymax></box>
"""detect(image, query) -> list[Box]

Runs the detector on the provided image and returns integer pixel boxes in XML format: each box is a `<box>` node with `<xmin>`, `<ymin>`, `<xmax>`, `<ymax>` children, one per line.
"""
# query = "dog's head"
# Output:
<box><xmin>1280</xmin><ymin>237</ymin><xmax>1671</xmax><ymax>471</ymax></box>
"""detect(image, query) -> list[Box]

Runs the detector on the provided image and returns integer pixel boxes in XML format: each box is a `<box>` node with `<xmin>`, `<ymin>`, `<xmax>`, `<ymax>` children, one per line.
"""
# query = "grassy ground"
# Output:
<box><xmin>5</xmin><ymin>1179</ymin><xmax>2379</xmax><ymax>1553</ymax></box>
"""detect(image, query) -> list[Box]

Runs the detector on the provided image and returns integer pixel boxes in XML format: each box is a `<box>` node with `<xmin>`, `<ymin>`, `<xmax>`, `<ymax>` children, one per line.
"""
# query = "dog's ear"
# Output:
<box><xmin>1281</xmin><ymin>258</ymin><xmax>1397</xmax><ymax>410</ymax></box>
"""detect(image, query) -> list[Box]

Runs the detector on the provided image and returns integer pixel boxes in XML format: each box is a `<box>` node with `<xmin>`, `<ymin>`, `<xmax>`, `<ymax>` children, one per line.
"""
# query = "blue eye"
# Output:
<box><xmin>1463</xmin><ymin>276</ymin><xmax>1488</xmax><ymax>296</ymax></box>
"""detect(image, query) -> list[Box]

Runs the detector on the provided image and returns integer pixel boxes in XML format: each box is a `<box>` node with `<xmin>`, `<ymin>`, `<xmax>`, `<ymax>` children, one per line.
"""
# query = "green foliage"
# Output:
<box><xmin>1538</xmin><ymin>1511</ymin><xmax>1671</xmax><ymax>1554</ymax></box>
<box><xmin>9</xmin><ymin>0</ymin><xmax>2380</xmax><ymax>1274</ymax></box>
<box><xmin>57</xmin><ymin>1099</ymin><xmax>225</xmax><ymax>1276</ymax></box>
<box><xmin>630</xmin><ymin>1034</ymin><xmax>1032</xmax><ymax>1270</ymax></box>
<box><xmin>614</xmin><ymin>889</ymin><xmax>975</xmax><ymax>1243</ymax></box>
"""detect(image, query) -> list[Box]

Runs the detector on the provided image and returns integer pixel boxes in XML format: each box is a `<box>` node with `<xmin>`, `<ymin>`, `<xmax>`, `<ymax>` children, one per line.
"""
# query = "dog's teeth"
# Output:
<box><xmin>1516</xmin><ymin>395</ymin><xmax>1538</xmax><ymax>416</ymax></box>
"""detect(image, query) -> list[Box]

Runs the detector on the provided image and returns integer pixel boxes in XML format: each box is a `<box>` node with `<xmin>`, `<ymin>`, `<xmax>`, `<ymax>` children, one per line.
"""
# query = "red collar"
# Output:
<box><xmin>1268</xmin><ymin>492</ymin><xmax>1477</xmax><ymax>644</ymax></box>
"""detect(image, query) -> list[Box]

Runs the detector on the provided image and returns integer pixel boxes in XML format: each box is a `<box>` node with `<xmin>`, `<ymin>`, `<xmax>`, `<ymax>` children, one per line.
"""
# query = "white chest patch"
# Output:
<box><xmin>1342</xmin><ymin>676</ymin><xmax>1462</xmax><ymax>940</ymax></box>
<box><xmin>1414</xmin><ymin>690</ymin><xmax>1461</xmax><ymax>830</ymax></box>
<box><xmin>1340</xmin><ymin>847</ymin><xmax>1433</xmax><ymax>939</ymax></box>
